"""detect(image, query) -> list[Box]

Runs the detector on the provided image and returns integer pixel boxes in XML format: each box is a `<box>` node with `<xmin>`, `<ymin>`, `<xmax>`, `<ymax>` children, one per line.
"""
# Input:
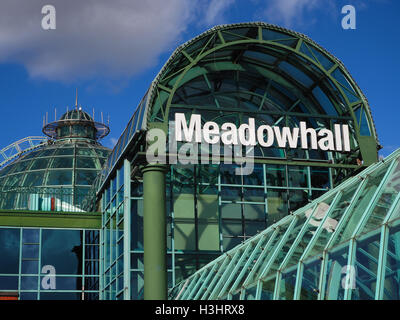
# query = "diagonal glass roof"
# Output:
<box><xmin>169</xmin><ymin>148</ymin><xmax>400</xmax><ymax>300</ymax></box>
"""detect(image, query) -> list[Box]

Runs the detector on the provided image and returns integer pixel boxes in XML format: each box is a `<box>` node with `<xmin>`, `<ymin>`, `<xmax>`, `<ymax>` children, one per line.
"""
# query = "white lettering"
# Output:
<box><xmin>175</xmin><ymin>113</ymin><xmax>201</xmax><ymax>143</ymax></box>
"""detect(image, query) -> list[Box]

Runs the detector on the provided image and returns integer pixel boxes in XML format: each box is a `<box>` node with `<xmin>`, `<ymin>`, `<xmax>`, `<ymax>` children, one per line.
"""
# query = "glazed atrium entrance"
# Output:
<box><xmin>0</xmin><ymin>22</ymin><xmax>383</xmax><ymax>300</ymax></box>
<box><xmin>96</xmin><ymin>22</ymin><xmax>379</xmax><ymax>300</ymax></box>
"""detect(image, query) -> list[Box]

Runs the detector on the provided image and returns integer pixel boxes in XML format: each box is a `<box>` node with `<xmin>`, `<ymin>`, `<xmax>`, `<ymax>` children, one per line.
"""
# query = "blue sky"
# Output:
<box><xmin>0</xmin><ymin>0</ymin><xmax>398</xmax><ymax>157</ymax></box>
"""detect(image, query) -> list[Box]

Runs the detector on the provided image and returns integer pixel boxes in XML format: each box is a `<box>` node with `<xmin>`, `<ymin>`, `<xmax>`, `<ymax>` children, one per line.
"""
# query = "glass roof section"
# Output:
<box><xmin>0</xmin><ymin>142</ymin><xmax>110</xmax><ymax>211</ymax></box>
<box><xmin>0</xmin><ymin>106</ymin><xmax>112</xmax><ymax>211</ymax></box>
<box><xmin>169</xmin><ymin>148</ymin><xmax>400</xmax><ymax>300</ymax></box>
<box><xmin>100</xmin><ymin>22</ymin><xmax>379</xmax><ymax>190</ymax></box>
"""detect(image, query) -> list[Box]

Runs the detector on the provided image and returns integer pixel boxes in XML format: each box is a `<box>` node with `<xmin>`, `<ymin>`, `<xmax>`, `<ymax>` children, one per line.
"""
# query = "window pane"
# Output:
<box><xmin>76</xmin><ymin>157</ymin><xmax>98</xmax><ymax>169</ymax></box>
<box><xmin>0</xmin><ymin>228</ymin><xmax>20</xmax><ymax>274</ymax></box>
<box><xmin>288</xmin><ymin>166</ymin><xmax>308</xmax><ymax>188</ymax></box>
<box><xmin>41</xmin><ymin>229</ymin><xmax>83</xmax><ymax>275</ymax></box>
<box><xmin>311</xmin><ymin>167</ymin><xmax>330</xmax><ymax>189</ymax></box>
<box><xmin>46</xmin><ymin>170</ymin><xmax>72</xmax><ymax>185</ymax></box>
<box><xmin>54</xmin><ymin>148</ymin><xmax>74</xmax><ymax>156</ymax></box>
<box><xmin>31</xmin><ymin>158</ymin><xmax>49</xmax><ymax>170</ymax></box>
<box><xmin>24</xmin><ymin>171</ymin><xmax>45</xmax><ymax>187</ymax></box>
<box><xmin>0</xmin><ymin>276</ymin><xmax>18</xmax><ymax>290</ymax></box>
<box><xmin>50</xmin><ymin>157</ymin><xmax>73</xmax><ymax>169</ymax></box>
<box><xmin>266</xmin><ymin>165</ymin><xmax>286</xmax><ymax>186</ymax></box>
<box><xmin>75</xmin><ymin>170</ymin><xmax>98</xmax><ymax>185</ymax></box>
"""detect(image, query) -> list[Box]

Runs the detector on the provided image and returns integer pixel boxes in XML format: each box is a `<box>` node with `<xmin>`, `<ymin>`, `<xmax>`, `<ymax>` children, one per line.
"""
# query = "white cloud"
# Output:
<box><xmin>261</xmin><ymin>0</ymin><xmax>335</xmax><ymax>28</ymax></box>
<box><xmin>203</xmin><ymin>0</ymin><xmax>235</xmax><ymax>26</ymax></box>
<box><xmin>0</xmin><ymin>0</ymin><xmax>196</xmax><ymax>82</ymax></box>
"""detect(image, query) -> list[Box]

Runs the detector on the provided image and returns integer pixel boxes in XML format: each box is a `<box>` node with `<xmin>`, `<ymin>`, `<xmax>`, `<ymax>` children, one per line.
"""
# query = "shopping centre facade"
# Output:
<box><xmin>0</xmin><ymin>22</ymin><xmax>390</xmax><ymax>300</ymax></box>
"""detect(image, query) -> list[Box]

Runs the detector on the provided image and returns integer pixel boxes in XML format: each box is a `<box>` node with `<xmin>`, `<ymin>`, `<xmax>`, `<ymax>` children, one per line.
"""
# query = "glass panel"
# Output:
<box><xmin>351</xmin><ymin>232</ymin><xmax>380</xmax><ymax>300</ymax></box>
<box><xmin>46</xmin><ymin>170</ymin><xmax>72</xmax><ymax>186</ymax></box>
<box><xmin>260</xmin><ymin>278</ymin><xmax>275</xmax><ymax>300</ymax></box>
<box><xmin>130</xmin><ymin>271</ymin><xmax>144</xmax><ymax>300</ymax></box>
<box><xmin>283</xmin><ymin>198</ymin><xmax>335</xmax><ymax>272</ymax></box>
<box><xmin>38</xmin><ymin>149</ymin><xmax>56</xmax><ymax>157</ymax></box>
<box><xmin>22</xmin><ymin>244</ymin><xmax>39</xmax><ymax>259</ymax></box>
<box><xmin>20</xmin><ymin>292</ymin><xmax>38</xmax><ymax>300</ymax></box>
<box><xmin>278</xmin><ymin>267</ymin><xmax>297</xmax><ymax>300</ymax></box>
<box><xmin>131</xmin><ymin>199</ymin><xmax>143</xmax><ymax>250</ymax></box>
<box><xmin>279</xmin><ymin>61</ymin><xmax>314</xmax><ymax>87</ymax></box>
<box><xmin>0</xmin><ymin>276</ymin><xmax>18</xmax><ymax>290</ymax></box>
<box><xmin>12</xmin><ymin>160</ymin><xmax>30</xmax><ymax>173</ymax></box>
<box><xmin>312</xmin><ymin>86</ymin><xmax>337</xmax><ymax>115</ymax></box>
<box><xmin>218</xmin><ymin>247</ymin><xmax>251</xmax><ymax>298</ymax></box>
<box><xmin>331</xmin><ymin>167</ymin><xmax>387</xmax><ymax>247</ymax></box>
<box><xmin>30</xmin><ymin>158</ymin><xmax>49</xmax><ymax>170</ymax></box>
<box><xmin>362</xmin><ymin>160</ymin><xmax>400</xmax><ymax>233</ymax></box>
<box><xmin>267</xmin><ymin>189</ymin><xmax>288</xmax><ymax>225</ymax></box>
<box><xmin>265</xmin><ymin>165</ymin><xmax>286</xmax><ymax>186</ymax></box>
<box><xmin>308</xmin><ymin>45</ymin><xmax>334</xmax><ymax>70</ymax></box>
<box><xmin>245</xmin><ymin>221</ymin><xmax>291</xmax><ymax>286</ymax></box>
<box><xmin>288</xmin><ymin>166</ymin><xmax>308</xmax><ymax>188</ymax></box>
<box><xmin>22</xmin><ymin>260</ymin><xmax>39</xmax><ymax>274</ymax></box>
<box><xmin>75</xmin><ymin>170</ymin><xmax>98</xmax><ymax>185</ymax></box>
<box><xmin>382</xmin><ymin>222</ymin><xmax>400</xmax><ymax>300</ymax></box>
<box><xmin>50</xmin><ymin>157</ymin><xmax>73</xmax><ymax>169</ymax></box>
<box><xmin>54</xmin><ymin>148</ymin><xmax>74</xmax><ymax>156</ymax></box>
<box><xmin>300</xmin><ymin>258</ymin><xmax>321</xmax><ymax>300</ymax></box>
<box><xmin>21</xmin><ymin>276</ymin><xmax>38</xmax><ymax>290</ymax></box>
<box><xmin>288</xmin><ymin>190</ymin><xmax>308</xmax><ymax>213</ymax></box>
<box><xmin>23</xmin><ymin>228</ymin><xmax>39</xmax><ymax>243</ymax></box>
<box><xmin>41</xmin><ymin>229</ymin><xmax>83</xmax><ymax>275</ymax></box>
<box><xmin>24</xmin><ymin>171</ymin><xmax>45</xmax><ymax>187</ymax></box>
<box><xmin>262</xmin><ymin>28</ymin><xmax>292</xmax><ymax>41</ymax></box>
<box><xmin>41</xmin><ymin>276</ymin><xmax>83</xmax><ymax>290</ymax></box>
<box><xmin>76</xmin><ymin>148</ymin><xmax>97</xmax><ymax>156</ymax></box>
<box><xmin>267</xmin><ymin>217</ymin><xmax>305</xmax><ymax>281</ymax></box>
<box><xmin>76</xmin><ymin>157</ymin><xmax>98</xmax><ymax>169</ymax></box>
<box><xmin>311</xmin><ymin>167</ymin><xmax>330</xmax><ymax>189</ymax></box>
<box><xmin>40</xmin><ymin>292</ymin><xmax>81</xmax><ymax>300</ymax></box>
<box><xmin>323</xmin><ymin>245</ymin><xmax>349</xmax><ymax>300</ymax></box>
<box><xmin>0</xmin><ymin>228</ymin><xmax>20</xmax><ymax>274</ymax></box>
<box><xmin>243</xmin><ymin>286</ymin><xmax>257</xmax><ymax>300</ymax></box>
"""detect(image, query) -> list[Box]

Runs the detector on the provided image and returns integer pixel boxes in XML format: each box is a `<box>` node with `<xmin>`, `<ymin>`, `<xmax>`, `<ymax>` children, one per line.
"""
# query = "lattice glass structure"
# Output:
<box><xmin>0</xmin><ymin>227</ymin><xmax>100</xmax><ymax>300</ymax></box>
<box><xmin>169</xmin><ymin>149</ymin><xmax>400</xmax><ymax>300</ymax></box>
<box><xmin>0</xmin><ymin>109</ymin><xmax>110</xmax><ymax>212</ymax></box>
<box><xmin>96</xmin><ymin>22</ymin><xmax>384</xmax><ymax>300</ymax></box>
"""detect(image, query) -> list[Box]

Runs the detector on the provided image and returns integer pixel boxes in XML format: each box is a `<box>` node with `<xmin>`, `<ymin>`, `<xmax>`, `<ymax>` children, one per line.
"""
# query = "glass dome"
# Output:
<box><xmin>0</xmin><ymin>108</ymin><xmax>111</xmax><ymax>211</ymax></box>
<box><xmin>43</xmin><ymin>108</ymin><xmax>110</xmax><ymax>141</ymax></box>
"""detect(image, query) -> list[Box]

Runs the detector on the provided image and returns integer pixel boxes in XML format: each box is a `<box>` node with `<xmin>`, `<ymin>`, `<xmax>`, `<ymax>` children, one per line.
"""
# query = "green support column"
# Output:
<box><xmin>142</xmin><ymin>164</ymin><xmax>168</xmax><ymax>300</ymax></box>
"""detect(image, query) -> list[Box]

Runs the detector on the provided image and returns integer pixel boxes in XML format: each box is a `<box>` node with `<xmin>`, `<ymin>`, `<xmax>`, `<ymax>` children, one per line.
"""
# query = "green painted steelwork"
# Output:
<box><xmin>102</xmin><ymin>22</ymin><xmax>380</xmax><ymax>189</ymax></box>
<box><xmin>97</xmin><ymin>22</ymin><xmax>384</xmax><ymax>301</ymax></box>
<box><xmin>0</xmin><ymin>210</ymin><xmax>101</xmax><ymax>229</ymax></box>
<box><xmin>142</xmin><ymin>164</ymin><xmax>168</xmax><ymax>300</ymax></box>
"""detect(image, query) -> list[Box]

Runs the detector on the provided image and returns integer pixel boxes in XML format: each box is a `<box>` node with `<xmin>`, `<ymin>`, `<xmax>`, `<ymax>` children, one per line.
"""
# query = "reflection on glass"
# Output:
<box><xmin>41</xmin><ymin>229</ymin><xmax>82</xmax><ymax>275</ymax></box>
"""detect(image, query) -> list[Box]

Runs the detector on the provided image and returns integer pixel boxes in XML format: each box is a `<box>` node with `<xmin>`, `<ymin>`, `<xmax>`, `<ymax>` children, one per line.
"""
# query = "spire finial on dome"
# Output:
<box><xmin>75</xmin><ymin>88</ymin><xmax>78</xmax><ymax>111</ymax></box>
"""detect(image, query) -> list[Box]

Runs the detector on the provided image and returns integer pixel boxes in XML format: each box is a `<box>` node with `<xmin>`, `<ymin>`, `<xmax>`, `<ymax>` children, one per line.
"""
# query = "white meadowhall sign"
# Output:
<box><xmin>174</xmin><ymin>113</ymin><xmax>350</xmax><ymax>152</ymax></box>
<box><xmin>146</xmin><ymin>112</ymin><xmax>351</xmax><ymax>175</ymax></box>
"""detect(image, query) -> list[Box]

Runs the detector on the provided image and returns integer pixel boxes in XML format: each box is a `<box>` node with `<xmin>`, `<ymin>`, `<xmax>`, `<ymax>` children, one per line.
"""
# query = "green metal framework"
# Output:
<box><xmin>169</xmin><ymin>148</ymin><xmax>400</xmax><ymax>300</ymax></box>
<box><xmin>102</xmin><ymin>22</ymin><xmax>379</xmax><ymax>189</ymax></box>
<box><xmin>97</xmin><ymin>22</ymin><xmax>383</xmax><ymax>300</ymax></box>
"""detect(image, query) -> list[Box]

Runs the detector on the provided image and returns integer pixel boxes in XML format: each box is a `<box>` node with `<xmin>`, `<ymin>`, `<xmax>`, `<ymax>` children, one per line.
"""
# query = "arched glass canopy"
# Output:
<box><xmin>103</xmin><ymin>22</ymin><xmax>379</xmax><ymax>187</ymax></box>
